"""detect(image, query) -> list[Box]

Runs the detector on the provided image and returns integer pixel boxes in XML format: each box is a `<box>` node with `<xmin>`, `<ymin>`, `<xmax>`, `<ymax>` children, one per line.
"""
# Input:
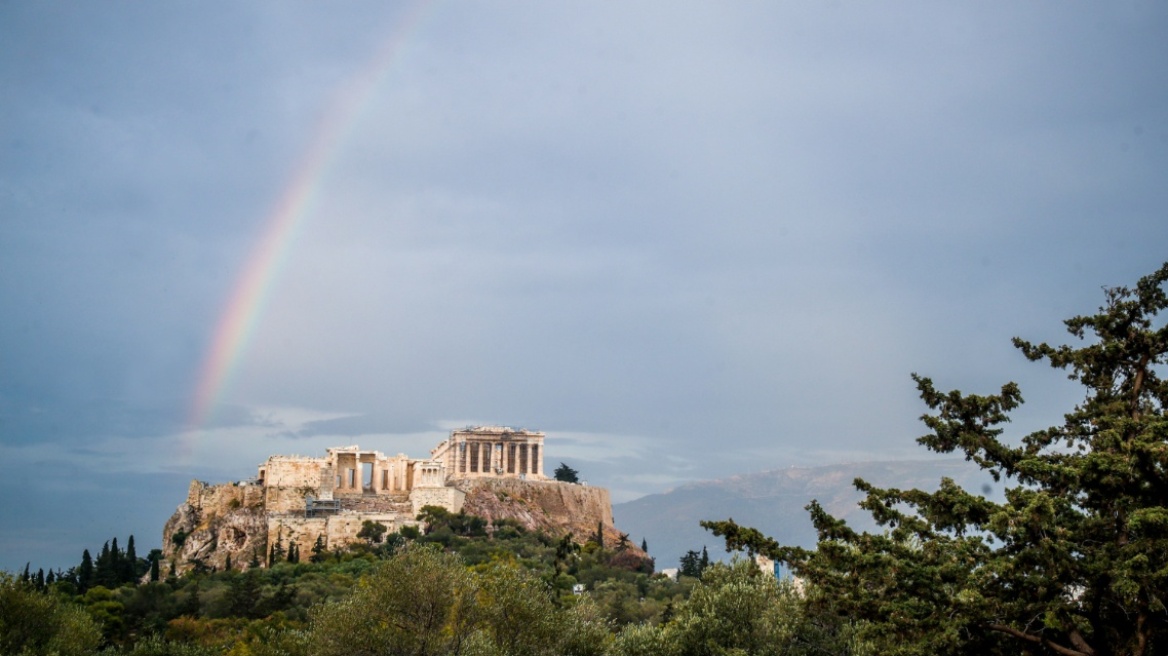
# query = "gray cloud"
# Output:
<box><xmin>2</xmin><ymin>1</ymin><xmax>1166</xmax><ymax>571</ymax></box>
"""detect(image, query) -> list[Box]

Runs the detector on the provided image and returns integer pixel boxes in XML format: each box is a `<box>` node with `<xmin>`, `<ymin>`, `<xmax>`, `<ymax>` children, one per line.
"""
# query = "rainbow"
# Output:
<box><xmin>187</xmin><ymin>2</ymin><xmax>433</xmax><ymax>435</ymax></box>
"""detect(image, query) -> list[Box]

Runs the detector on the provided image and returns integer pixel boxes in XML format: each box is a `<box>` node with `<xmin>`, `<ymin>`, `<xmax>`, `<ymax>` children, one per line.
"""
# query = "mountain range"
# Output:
<box><xmin>613</xmin><ymin>458</ymin><xmax>997</xmax><ymax>571</ymax></box>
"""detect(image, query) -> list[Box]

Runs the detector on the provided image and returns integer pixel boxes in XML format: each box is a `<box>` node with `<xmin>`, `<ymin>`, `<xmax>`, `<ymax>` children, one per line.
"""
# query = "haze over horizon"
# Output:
<box><xmin>3</xmin><ymin>1</ymin><xmax>1167</xmax><ymax>572</ymax></box>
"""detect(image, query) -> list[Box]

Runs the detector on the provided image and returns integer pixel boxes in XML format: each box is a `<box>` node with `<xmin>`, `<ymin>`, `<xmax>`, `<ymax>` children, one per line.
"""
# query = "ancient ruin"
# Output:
<box><xmin>162</xmin><ymin>426</ymin><xmax>615</xmax><ymax>574</ymax></box>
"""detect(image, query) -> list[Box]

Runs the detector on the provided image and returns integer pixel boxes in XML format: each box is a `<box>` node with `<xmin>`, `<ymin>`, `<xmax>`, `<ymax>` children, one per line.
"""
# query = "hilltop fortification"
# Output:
<box><xmin>161</xmin><ymin>426</ymin><xmax>615</xmax><ymax>573</ymax></box>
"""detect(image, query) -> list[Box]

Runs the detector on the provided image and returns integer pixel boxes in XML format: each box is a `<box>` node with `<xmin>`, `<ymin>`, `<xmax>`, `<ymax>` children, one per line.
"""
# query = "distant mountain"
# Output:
<box><xmin>613</xmin><ymin>459</ymin><xmax>996</xmax><ymax>572</ymax></box>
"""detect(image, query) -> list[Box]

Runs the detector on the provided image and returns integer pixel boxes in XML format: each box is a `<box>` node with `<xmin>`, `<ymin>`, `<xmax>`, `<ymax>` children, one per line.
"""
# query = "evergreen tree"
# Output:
<box><xmin>123</xmin><ymin>535</ymin><xmax>138</xmax><ymax>584</ymax></box>
<box><xmin>95</xmin><ymin>540</ymin><xmax>115</xmax><ymax>588</ymax></box>
<box><xmin>706</xmin><ymin>263</ymin><xmax>1168</xmax><ymax>656</ymax></box>
<box><xmin>641</xmin><ymin>538</ymin><xmax>648</xmax><ymax>553</ymax></box>
<box><xmin>594</xmin><ymin>521</ymin><xmax>604</xmax><ymax>549</ymax></box>
<box><xmin>225</xmin><ymin>554</ymin><xmax>232</xmax><ymax>572</ymax></box>
<box><xmin>148</xmin><ymin>549</ymin><xmax>161</xmax><ymax>582</ymax></box>
<box><xmin>310</xmin><ymin>535</ymin><xmax>327</xmax><ymax>563</ymax></box>
<box><xmin>227</xmin><ymin>570</ymin><xmax>261</xmax><ymax>619</ymax></box>
<box><xmin>553</xmin><ymin>462</ymin><xmax>580</xmax><ymax>483</ymax></box>
<box><xmin>78</xmin><ymin>549</ymin><xmax>94</xmax><ymax>592</ymax></box>
<box><xmin>269</xmin><ymin>531</ymin><xmax>285</xmax><ymax>567</ymax></box>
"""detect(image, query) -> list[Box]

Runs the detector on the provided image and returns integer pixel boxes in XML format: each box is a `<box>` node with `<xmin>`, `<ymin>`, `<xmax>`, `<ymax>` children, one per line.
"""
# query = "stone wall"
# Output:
<box><xmin>262</xmin><ymin>457</ymin><xmax>329</xmax><ymax>488</ymax></box>
<box><xmin>410</xmin><ymin>486</ymin><xmax>466</xmax><ymax>516</ymax></box>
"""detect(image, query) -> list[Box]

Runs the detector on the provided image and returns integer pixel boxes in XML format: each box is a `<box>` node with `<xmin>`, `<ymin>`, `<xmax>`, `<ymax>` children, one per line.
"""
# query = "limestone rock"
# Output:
<box><xmin>455</xmin><ymin>478</ymin><xmax>631</xmax><ymax>548</ymax></box>
<box><xmin>162</xmin><ymin>480</ymin><xmax>267</xmax><ymax>574</ymax></box>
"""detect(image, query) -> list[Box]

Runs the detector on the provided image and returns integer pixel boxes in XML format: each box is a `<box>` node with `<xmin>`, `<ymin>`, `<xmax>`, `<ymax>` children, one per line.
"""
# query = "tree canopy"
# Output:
<box><xmin>555</xmin><ymin>462</ymin><xmax>581</xmax><ymax>483</ymax></box>
<box><xmin>705</xmin><ymin>262</ymin><xmax>1168</xmax><ymax>656</ymax></box>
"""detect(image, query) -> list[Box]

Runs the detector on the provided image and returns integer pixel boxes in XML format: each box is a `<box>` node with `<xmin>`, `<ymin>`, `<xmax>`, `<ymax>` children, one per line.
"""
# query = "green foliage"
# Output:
<box><xmin>608</xmin><ymin>560</ymin><xmax>866</xmax><ymax>656</ymax></box>
<box><xmin>357</xmin><ymin>519</ymin><xmax>388</xmax><ymax>544</ymax></box>
<box><xmin>677</xmin><ymin>548</ymin><xmax>709</xmax><ymax>579</ymax></box>
<box><xmin>554</xmin><ymin>462</ymin><xmax>580</xmax><ymax>483</ymax></box>
<box><xmin>705</xmin><ymin>263</ymin><xmax>1168</xmax><ymax>656</ymax></box>
<box><xmin>309</xmin><ymin>544</ymin><xmax>478</xmax><ymax>656</ymax></box>
<box><xmin>0</xmin><ymin>572</ymin><xmax>103</xmax><ymax>656</ymax></box>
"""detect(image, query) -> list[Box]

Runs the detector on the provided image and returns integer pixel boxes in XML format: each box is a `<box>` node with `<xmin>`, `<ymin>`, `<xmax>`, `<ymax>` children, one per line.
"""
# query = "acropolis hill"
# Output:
<box><xmin>161</xmin><ymin>426</ymin><xmax>619</xmax><ymax>574</ymax></box>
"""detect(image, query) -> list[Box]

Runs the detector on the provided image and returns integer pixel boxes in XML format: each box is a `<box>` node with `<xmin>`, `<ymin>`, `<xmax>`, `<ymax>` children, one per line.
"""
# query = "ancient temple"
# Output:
<box><xmin>430</xmin><ymin>426</ymin><xmax>546</xmax><ymax>479</ymax></box>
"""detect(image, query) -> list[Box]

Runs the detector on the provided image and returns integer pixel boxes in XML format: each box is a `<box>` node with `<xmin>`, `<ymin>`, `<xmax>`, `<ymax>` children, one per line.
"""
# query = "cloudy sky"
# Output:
<box><xmin>2</xmin><ymin>1</ymin><xmax>1166</xmax><ymax>571</ymax></box>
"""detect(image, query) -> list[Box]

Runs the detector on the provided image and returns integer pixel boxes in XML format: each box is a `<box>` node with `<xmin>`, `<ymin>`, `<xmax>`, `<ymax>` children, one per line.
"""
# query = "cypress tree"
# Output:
<box><xmin>641</xmin><ymin>538</ymin><xmax>649</xmax><ymax>552</ymax></box>
<box><xmin>269</xmin><ymin>531</ymin><xmax>285</xmax><ymax>567</ymax></box>
<box><xmin>150</xmin><ymin>553</ymin><xmax>160</xmax><ymax>582</ymax></box>
<box><xmin>225</xmin><ymin>554</ymin><xmax>232</xmax><ymax>571</ymax></box>
<box><xmin>311</xmin><ymin>535</ymin><xmax>327</xmax><ymax>563</ymax></box>
<box><xmin>124</xmin><ymin>535</ymin><xmax>138</xmax><ymax>584</ymax></box>
<box><xmin>78</xmin><ymin>549</ymin><xmax>94</xmax><ymax>592</ymax></box>
<box><xmin>95</xmin><ymin>541</ymin><xmax>115</xmax><ymax>588</ymax></box>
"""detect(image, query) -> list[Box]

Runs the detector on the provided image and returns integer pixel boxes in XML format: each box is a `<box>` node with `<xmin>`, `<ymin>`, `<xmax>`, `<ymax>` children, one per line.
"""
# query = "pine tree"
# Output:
<box><xmin>553</xmin><ymin>462</ymin><xmax>580</xmax><ymax>483</ymax></box>
<box><xmin>706</xmin><ymin>263</ymin><xmax>1168</xmax><ymax>656</ymax></box>
<box><xmin>641</xmin><ymin>538</ymin><xmax>648</xmax><ymax>553</ymax></box>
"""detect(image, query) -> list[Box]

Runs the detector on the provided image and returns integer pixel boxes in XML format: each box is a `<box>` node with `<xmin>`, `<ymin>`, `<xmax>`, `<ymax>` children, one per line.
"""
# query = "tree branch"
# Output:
<box><xmin>986</xmin><ymin>624</ymin><xmax>1090</xmax><ymax>656</ymax></box>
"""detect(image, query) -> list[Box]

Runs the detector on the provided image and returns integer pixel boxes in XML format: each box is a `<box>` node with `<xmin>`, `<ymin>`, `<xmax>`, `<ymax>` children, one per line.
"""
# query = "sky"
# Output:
<box><xmin>2</xmin><ymin>1</ymin><xmax>1166</xmax><ymax>572</ymax></box>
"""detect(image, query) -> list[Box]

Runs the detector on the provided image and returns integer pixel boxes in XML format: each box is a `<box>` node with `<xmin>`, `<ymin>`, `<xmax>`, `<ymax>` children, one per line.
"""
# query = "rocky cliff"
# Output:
<box><xmin>454</xmin><ymin>478</ymin><xmax>626</xmax><ymax>547</ymax></box>
<box><xmin>162</xmin><ymin>480</ymin><xmax>268</xmax><ymax>574</ymax></box>
<box><xmin>162</xmin><ymin>476</ymin><xmax>627</xmax><ymax>574</ymax></box>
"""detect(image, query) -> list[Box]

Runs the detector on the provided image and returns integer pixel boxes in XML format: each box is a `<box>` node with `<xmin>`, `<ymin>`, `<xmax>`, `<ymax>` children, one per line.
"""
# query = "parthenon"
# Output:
<box><xmin>430</xmin><ymin>426</ymin><xmax>546</xmax><ymax>479</ymax></box>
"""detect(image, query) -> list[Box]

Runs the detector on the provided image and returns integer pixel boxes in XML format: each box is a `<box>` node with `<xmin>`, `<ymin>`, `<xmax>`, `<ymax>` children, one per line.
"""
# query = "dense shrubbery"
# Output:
<box><xmin>4</xmin><ymin>516</ymin><xmax>857</xmax><ymax>655</ymax></box>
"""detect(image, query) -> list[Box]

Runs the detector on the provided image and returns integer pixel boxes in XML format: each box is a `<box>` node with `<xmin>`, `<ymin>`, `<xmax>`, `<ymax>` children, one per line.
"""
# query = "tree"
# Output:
<box><xmin>268</xmin><ymin>531</ymin><xmax>285</xmax><ymax>567</ymax></box>
<box><xmin>0</xmin><ymin>573</ymin><xmax>102</xmax><ymax>656</ymax></box>
<box><xmin>310</xmin><ymin>535</ymin><xmax>327</xmax><ymax>563</ymax></box>
<box><xmin>678</xmin><ymin>549</ymin><xmax>707</xmax><ymax>579</ymax></box>
<box><xmin>308</xmin><ymin>545</ymin><xmax>480</xmax><ymax>656</ymax></box>
<box><xmin>124</xmin><ymin>534</ymin><xmax>138</xmax><ymax>584</ymax></box>
<box><xmin>357</xmin><ymin>519</ymin><xmax>388</xmax><ymax>544</ymax></box>
<box><xmin>78</xmin><ymin>549</ymin><xmax>94</xmax><ymax>592</ymax></box>
<box><xmin>705</xmin><ymin>263</ymin><xmax>1168</xmax><ymax>656</ymax></box>
<box><xmin>148</xmin><ymin>549</ymin><xmax>162</xmax><ymax>582</ymax></box>
<box><xmin>554</xmin><ymin>462</ymin><xmax>580</xmax><ymax>483</ymax></box>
